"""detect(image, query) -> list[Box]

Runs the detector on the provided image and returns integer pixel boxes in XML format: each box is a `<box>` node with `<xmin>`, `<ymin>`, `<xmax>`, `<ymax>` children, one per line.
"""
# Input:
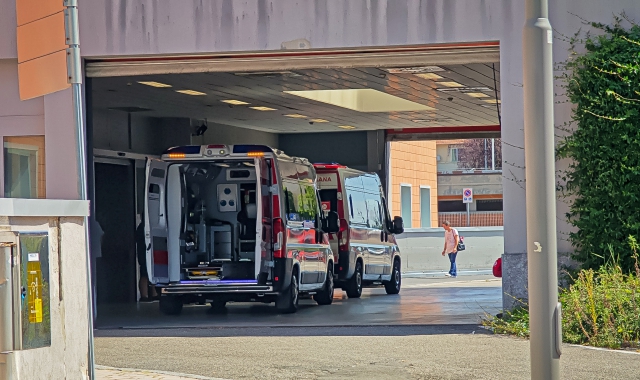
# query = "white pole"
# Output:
<box><xmin>523</xmin><ymin>0</ymin><xmax>561</xmax><ymax>379</ymax></box>
<box><xmin>491</xmin><ymin>138</ymin><xmax>496</xmax><ymax>171</ymax></box>
<box><xmin>65</xmin><ymin>1</ymin><xmax>95</xmax><ymax>379</ymax></box>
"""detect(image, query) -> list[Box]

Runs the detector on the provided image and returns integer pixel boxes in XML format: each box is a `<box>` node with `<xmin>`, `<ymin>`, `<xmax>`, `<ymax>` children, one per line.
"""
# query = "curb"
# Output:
<box><xmin>96</xmin><ymin>365</ymin><xmax>232</xmax><ymax>380</ymax></box>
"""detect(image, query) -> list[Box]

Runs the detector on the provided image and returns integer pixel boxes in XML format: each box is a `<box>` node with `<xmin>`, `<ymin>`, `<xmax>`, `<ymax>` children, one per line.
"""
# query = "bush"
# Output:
<box><xmin>483</xmin><ymin>238</ymin><xmax>640</xmax><ymax>349</ymax></box>
<box><xmin>558</xmin><ymin>17</ymin><xmax>640</xmax><ymax>272</ymax></box>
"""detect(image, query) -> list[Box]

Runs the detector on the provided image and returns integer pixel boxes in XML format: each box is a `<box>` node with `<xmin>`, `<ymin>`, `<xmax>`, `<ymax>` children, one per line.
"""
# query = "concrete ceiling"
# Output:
<box><xmin>91</xmin><ymin>63</ymin><xmax>501</xmax><ymax>134</ymax></box>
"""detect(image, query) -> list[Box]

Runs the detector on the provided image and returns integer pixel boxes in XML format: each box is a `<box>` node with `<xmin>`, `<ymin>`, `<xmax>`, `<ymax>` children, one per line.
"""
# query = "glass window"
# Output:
<box><xmin>298</xmin><ymin>183</ymin><xmax>319</xmax><ymax>223</ymax></box>
<box><xmin>400</xmin><ymin>185</ymin><xmax>412</xmax><ymax>228</ymax></box>
<box><xmin>477</xmin><ymin>199</ymin><xmax>503</xmax><ymax>211</ymax></box>
<box><xmin>4</xmin><ymin>136</ymin><xmax>46</xmax><ymax>199</ymax></box>
<box><xmin>450</xmin><ymin>148</ymin><xmax>459</xmax><ymax>162</ymax></box>
<box><xmin>282</xmin><ymin>180</ymin><xmax>302</xmax><ymax>225</ymax></box>
<box><xmin>365</xmin><ymin>193</ymin><xmax>383</xmax><ymax>229</ymax></box>
<box><xmin>347</xmin><ymin>190</ymin><xmax>367</xmax><ymax>226</ymax></box>
<box><xmin>420</xmin><ymin>187</ymin><xmax>432</xmax><ymax>228</ymax></box>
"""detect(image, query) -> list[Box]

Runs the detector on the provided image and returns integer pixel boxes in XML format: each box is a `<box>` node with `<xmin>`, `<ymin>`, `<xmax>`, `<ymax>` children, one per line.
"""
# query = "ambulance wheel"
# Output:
<box><xmin>384</xmin><ymin>258</ymin><xmax>401</xmax><ymax>295</ymax></box>
<box><xmin>159</xmin><ymin>295</ymin><xmax>183</xmax><ymax>315</ymax></box>
<box><xmin>276</xmin><ymin>271</ymin><xmax>299</xmax><ymax>314</ymax></box>
<box><xmin>345</xmin><ymin>260</ymin><xmax>363</xmax><ymax>299</ymax></box>
<box><xmin>313</xmin><ymin>266</ymin><xmax>334</xmax><ymax>305</ymax></box>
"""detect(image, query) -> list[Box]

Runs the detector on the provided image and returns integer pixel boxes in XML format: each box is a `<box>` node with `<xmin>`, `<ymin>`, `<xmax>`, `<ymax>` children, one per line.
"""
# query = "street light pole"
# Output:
<box><xmin>523</xmin><ymin>1</ymin><xmax>562</xmax><ymax>379</ymax></box>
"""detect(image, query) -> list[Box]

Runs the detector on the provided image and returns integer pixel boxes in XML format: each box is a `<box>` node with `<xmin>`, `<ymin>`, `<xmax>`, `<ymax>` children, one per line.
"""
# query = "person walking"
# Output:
<box><xmin>441</xmin><ymin>221</ymin><xmax>460</xmax><ymax>278</ymax></box>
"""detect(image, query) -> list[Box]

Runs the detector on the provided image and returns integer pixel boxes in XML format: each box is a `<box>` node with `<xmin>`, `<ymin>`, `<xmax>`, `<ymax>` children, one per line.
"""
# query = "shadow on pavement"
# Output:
<box><xmin>94</xmin><ymin>324</ymin><xmax>491</xmax><ymax>338</ymax></box>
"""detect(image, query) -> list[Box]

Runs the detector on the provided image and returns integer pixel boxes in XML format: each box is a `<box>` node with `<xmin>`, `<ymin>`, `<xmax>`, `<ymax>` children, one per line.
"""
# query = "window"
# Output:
<box><xmin>347</xmin><ymin>190</ymin><xmax>368</xmax><ymax>226</ymax></box>
<box><xmin>438</xmin><ymin>200</ymin><xmax>466</xmax><ymax>212</ymax></box>
<box><xmin>3</xmin><ymin>136</ymin><xmax>46</xmax><ymax>199</ymax></box>
<box><xmin>420</xmin><ymin>187</ymin><xmax>431</xmax><ymax>228</ymax></box>
<box><xmin>477</xmin><ymin>199</ymin><xmax>503</xmax><ymax>211</ymax></box>
<box><xmin>298</xmin><ymin>182</ymin><xmax>319</xmax><ymax>223</ymax></box>
<box><xmin>365</xmin><ymin>193</ymin><xmax>383</xmax><ymax>229</ymax></box>
<box><xmin>400</xmin><ymin>185</ymin><xmax>412</xmax><ymax>228</ymax></box>
<box><xmin>283</xmin><ymin>180</ymin><xmax>303</xmax><ymax>225</ymax></box>
<box><xmin>450</xmin><ymin>148</ymin><xmax>459</xmax><ymax>162</ymax></box>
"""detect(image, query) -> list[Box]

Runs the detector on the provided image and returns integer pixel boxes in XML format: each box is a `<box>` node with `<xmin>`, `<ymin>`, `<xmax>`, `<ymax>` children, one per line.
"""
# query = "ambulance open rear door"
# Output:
<box><xmin>144</xmin><ymin>158</ymin><xmax>170</xmax><ymax>284</ymax></box>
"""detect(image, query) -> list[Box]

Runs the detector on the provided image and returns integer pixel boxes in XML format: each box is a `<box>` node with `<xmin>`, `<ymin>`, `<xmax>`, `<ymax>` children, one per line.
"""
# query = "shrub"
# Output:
<box><xmin>483</xmin><ymin>237</ymin><xmax>640</xmax><ymax>349</ymax></box>
<box><xmin>558</xmin><ymin>17</ymin><xmax>640</xmax><ymax>272</ymax></box>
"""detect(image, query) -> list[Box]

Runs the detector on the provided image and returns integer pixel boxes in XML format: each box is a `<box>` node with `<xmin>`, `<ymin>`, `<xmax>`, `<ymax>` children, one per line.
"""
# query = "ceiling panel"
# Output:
<box><xmin>92</xmin><ymin>63</ymin><xmax>501</xmax><ymax>134</ymax></box>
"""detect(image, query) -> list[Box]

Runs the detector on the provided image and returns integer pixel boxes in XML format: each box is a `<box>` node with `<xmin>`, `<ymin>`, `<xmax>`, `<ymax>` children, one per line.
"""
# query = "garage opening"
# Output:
<box><xmin>85</xmin><ymin>42</ymin><xmax>502</xmax><ymax>325</ymax></box>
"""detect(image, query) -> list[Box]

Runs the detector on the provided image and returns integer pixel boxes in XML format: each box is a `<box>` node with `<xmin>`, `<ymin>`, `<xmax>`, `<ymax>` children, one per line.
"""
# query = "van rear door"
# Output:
<box><xmin>144</xmin><ymin>158</ymin><xmax>170</xmax><ymax>284</ymax></box>
<box><xmin>257</xmin><ymin>157</ymin><xmax>274</xmax><ymax>282</ymax></box>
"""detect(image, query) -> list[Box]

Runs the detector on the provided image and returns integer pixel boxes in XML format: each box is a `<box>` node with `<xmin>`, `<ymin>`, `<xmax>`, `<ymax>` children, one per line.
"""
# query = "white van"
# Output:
<box><xmin>145</xmin><ymin>144</ymin><xmax>339</xmax><ymax>314</ymax></box>
<box><xmin>314</xmin><ymin>164</ymin><xmax>404</xmax><ymax>298</ymax></box>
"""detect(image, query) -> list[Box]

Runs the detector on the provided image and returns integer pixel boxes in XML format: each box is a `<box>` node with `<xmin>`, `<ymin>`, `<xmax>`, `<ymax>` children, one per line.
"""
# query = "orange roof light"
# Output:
<box><xmin>167</xmin><ymin>153</ymin><xmax>186</xmax><ymax>159</ymax></box>
<box><xmin>247</xmin><ymin>151</ymin><xmax>265</xmax><ymax>157</ymax></box>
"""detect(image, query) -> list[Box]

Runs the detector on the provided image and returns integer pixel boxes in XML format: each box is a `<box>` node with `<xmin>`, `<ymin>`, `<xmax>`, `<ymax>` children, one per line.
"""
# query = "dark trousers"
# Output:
<box><xmin>447</xmin><ymin>252</ymin><xmax>458</xmax><ymax>276</ymax></box>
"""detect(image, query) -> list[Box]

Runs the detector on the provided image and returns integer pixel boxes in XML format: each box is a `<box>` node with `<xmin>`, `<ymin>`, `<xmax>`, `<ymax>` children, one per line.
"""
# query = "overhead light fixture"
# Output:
<box><xmin>481</xmin><ymin>104</ymin><xmax>501</xmax><ymax>108</ymax></box>
<box><xmin>466</xmin><ymin>92</ymin><xmax>490</xmax><ymax>98</ymax></box>
<box><xmin>309</xmin><ymin>119</ymin><xmax>329</xmax><ymax>123</ymax></box>
<box><xmin>284</xmin><ymin>89</ymin><xmax>436</xmax><ymax>112</ymax></box>
<box><xmin>385</xmin><ymin>66</ymin><xmax>445</xmax><ymax>74</ymax></box>
<box><xmin>414</xmin><ymin>73</ymin><xmax>443</xmax><ymax>80</ymax></box>
<box><xmin>250</xmin><ymin>106</ymin><xmax>277</xmax><ymax>111</ymax></box>
<box><xmin>412</xmin><ymin>118</ymin><xmax>453</xmax><ymax>123</ymax></box>
<box><xmin>338</xmin><ymin>125</ymin><xmax>356</xmax><ymax>130</ymax></box>
<box><xmin>437</xmin><ymin>81</ymin><xmax>464</xmax><ymax>88</ymax></box>
<box><xmin>176</xmin><ymin>90</ymin><xmax>207</xmax><ymax>96</ymax></box>
<box><xmin>138</xmin><ymin>81</ymin><xmax>172</xmax><ymax>88</ymax></box>
<box><xmin>284</xmin><ymin>114</ymin><xmax>308</xmax><ymax>118</ymax></box>
<box><xmin>483</xmin><ymin>99</ymin><xmax>501</xmax><ymax>104</ymax></box>
<box><xmin>221</xmin><ymin>99</ymin><xmax>250</xmax><ymax>105</ymax></box>
<box><xmin>436</xmin><ymin>86</ymin><xmax>491</xmax><ymax>93</ymax></box>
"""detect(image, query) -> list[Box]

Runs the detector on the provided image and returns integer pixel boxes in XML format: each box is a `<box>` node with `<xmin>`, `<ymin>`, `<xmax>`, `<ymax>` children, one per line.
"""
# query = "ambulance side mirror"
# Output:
<box><xmin>392</xmin><ymin>216</ymin><xmax>404</xmax><ymax>234</ymax></box>
<box><xmin>323</xmin><ymin>211</ymin><xmax>340</xmax><ymax>233</ymax></box>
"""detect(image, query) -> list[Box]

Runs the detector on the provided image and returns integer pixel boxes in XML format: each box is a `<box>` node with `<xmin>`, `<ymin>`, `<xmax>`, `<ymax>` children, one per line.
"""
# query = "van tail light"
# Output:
<box><xmin>338</xmin><ymin>218</ymin><xmax>349</xmax><ymax>252</ymax></box>
<box><xmin>273</xmin><ymin>218</ymin><xmax>286</xmax><ymax>258</ymax></box>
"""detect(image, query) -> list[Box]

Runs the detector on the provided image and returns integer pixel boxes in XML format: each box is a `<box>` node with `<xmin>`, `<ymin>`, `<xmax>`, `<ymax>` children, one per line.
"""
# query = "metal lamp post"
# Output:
<box><xmin>522</xmin><ymin>0</ymin><xmax>562</xmax><ymax>379</ymax></box>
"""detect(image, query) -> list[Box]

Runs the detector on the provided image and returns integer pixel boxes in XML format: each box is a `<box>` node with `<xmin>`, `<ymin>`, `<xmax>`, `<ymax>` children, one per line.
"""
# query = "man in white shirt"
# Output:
<box><xmin>441</xmin><ymin>221</ymin><xmax>459</xmax><ymax>278</ymax></box>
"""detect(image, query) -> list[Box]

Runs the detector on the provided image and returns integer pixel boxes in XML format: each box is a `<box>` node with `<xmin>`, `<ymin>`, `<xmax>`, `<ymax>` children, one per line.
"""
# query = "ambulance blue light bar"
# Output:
<box><xmin>232</xmin><ymin>145</ymin><xmax>272</xmax><ymax>154</ymax></box>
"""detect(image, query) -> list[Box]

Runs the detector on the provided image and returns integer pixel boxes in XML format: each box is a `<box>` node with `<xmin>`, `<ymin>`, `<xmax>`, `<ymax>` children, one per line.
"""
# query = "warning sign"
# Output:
<box><xmin>27</xmin><ymin>258</ymin><xmax>44</xmax><ymax>324</ymax></box>
<box><xmin>463</xmin><ymin>188</ymin><xmax>473</xmax><ymax>204</ymax></box>
<box><xmin>321</xmin><ymin>201</ymin><xmax>331</xmax><ymax>216</ymax></box>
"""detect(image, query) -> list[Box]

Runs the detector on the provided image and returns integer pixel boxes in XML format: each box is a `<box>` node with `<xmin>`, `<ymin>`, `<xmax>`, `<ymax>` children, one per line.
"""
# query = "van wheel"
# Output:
<box><xmin>276</xmin><ymin>271</ymin><xmax>299</xmax><ymax>314</ymax></box>
<box><xmin>313</xmin><ymin>266</ymin><xmax>334</xmax><ymax>305</ymax></box>
<box><xmin>159</xmin><ymin>295</ymin><xmax>183</xmax><ymax>315</ymax></box>
<box><xmin>345</xmin><ymin>260</ymin><xmax>363</xmax><ymax>299</ymax></box>
<box><xmin>384</xmin><ymin>259</ymin><xmax>401</xmax><ymax>295</ymax></box>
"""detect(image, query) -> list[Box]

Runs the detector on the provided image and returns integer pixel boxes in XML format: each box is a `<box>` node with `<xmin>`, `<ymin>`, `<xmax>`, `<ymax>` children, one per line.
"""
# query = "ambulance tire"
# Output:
<box><xmin>345</xmin><ymin>260</ymin><xmax>363</xmax><ymax>299</ymax></box>
<box><xmin>159</xmin><ymin>295</ymin><xmax>183</xmax><ymax>316</ymax></box>
<box><xmin>313</xmin><ymin>265</ymin><xmax>334</xmax><ymax>305</ymax></box>
<box><xmin>384</xmin><ymin>258</ymin><xmax>401</xmax><ymax>295</ymax></box>
<box><xmin>276</xmin><ymin>270</ymin><xmax>299</xmax><ymax>314</ymax></box>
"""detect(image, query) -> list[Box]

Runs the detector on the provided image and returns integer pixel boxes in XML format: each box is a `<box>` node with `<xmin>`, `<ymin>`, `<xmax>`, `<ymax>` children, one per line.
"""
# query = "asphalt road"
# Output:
<box><xmin>94</xmin><ymin>275</ymin><xmax>640</xmax><ymax>379</ymax></box>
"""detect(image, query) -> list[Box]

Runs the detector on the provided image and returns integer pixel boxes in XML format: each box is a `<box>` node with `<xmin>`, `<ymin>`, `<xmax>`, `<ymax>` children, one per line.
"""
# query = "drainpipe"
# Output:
<box><xmin>65</xmin><ymin>1</ymin><xmax>96</xmax><ymax>379</ymax></box>
<box><xmin>491</xmin><ymin>138</ymin><xmax>495</xmax><ymax>171</ymax></box>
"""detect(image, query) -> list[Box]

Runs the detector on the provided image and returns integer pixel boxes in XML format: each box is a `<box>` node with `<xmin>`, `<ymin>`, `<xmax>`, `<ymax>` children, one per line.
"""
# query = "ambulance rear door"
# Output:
<box><xmin>144</xmin><ymin>158</ymin><xmax>170</xmax><ymax>284</ymax></box>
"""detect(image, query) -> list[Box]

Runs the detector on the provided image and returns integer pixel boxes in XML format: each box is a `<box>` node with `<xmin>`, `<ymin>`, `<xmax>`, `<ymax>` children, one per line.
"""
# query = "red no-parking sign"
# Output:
<box><xmin>463</xmin><ymin>188</ymin><xmax>473</xmax><ymax>203</ymax></box>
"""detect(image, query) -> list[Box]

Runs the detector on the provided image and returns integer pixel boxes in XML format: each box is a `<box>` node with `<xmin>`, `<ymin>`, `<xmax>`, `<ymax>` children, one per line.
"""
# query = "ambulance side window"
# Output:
<box><xmin>283</xmin><ymin>180</ymin><xmax>302</xmax><ymax>224</ymax></box>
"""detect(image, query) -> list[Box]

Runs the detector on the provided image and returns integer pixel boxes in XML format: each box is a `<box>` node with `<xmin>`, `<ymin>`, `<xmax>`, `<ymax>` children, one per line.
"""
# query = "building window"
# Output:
<box><xmin>450</xmin><ymin>147</ymin><xmax>459</xmax><ymax>162</ymax></box>
<box><xmin>420</xmin><ymin>187</ymin><xmax>431</xmax><ymax>228</ymax></box>
<box><xmin>438</xmin><ymin>200</ymin><xmax>466</xmax><ymax>212</ymax></box>
<box><xmin>400</xmin><ymin>185</ymin><xmax>412</xmax><ymax>228</ymax></box>
<box><xmin>3</xmin><ymin>136</ymin><xmax>46</xmax><ymax>199</ymax></box>
<box><xmin>476</xmin><ymin>199</ymin><xmax>503</xmax><ymax>211</ymax></box>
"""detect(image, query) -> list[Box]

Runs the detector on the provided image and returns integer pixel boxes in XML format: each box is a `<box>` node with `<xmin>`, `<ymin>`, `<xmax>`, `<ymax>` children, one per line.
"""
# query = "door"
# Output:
<box><xmin>144</xmin><ymin>158</ymin><xmax>170</xmax><ymax>284</ymax></box>
<box><xmin>94</xmin><ymin>162</ymin><xmax>136</xmax><ymax>304</ymax></box>
<box><xmin>257</xmin><ymin>157</ymin><xmax>274</xmax><ymax>282</ymax></box>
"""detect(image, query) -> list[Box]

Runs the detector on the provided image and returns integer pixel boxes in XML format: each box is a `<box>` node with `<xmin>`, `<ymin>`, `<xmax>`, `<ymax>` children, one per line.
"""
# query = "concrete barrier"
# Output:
<box><xmin>396</xmin><ymin>227</ymin><xmax>504</xmax><ymax>273</ymax></box>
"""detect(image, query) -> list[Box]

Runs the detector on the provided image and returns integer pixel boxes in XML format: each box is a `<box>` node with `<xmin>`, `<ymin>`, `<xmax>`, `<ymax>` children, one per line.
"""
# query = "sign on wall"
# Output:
<box><xmin>463</xmin><ymin>188</ymin><xmax>473</xmax><ymax>203</ymax></box>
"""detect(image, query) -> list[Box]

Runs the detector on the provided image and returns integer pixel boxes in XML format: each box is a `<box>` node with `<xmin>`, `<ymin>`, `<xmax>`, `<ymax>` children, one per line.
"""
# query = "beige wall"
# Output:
<box><xmin>389</xmin><ymin>141</ymin><xmax>438</xmax><ymax>228</ymax></box>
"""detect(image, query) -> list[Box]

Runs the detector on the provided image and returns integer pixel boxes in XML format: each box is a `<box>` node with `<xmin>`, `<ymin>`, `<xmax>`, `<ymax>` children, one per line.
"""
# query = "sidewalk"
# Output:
<box><xmin>96</xmin><ymin>366</ymin><xmax>228</xmax><ymax>380</ymax></box>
